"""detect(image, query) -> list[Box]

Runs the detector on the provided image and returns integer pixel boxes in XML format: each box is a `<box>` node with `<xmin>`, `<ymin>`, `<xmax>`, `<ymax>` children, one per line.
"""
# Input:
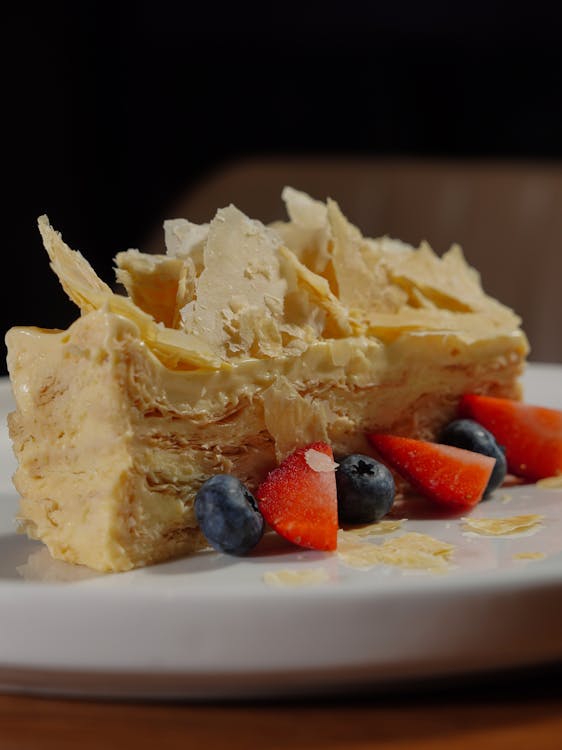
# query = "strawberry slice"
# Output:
<box><xmin>459</xmin><ymin>394</ymin><xmax>562</xmax><ymax>481</ymax></box>
<box><xmin>256</xmin><ymin>442</ymin><xmax>338</xmax><ymax>551</ymax></box>
<box><xmin>368</xmin><ymin>434</ymin><xmax>495</xmax><ymax>508</ymax></box>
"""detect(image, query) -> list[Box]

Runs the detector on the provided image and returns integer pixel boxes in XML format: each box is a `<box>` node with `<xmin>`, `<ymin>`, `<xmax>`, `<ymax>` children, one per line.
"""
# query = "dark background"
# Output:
<box><xmin>3</xmin><ymin>1</ymin><xmax>562</xmax><ymax>375</ymax></box>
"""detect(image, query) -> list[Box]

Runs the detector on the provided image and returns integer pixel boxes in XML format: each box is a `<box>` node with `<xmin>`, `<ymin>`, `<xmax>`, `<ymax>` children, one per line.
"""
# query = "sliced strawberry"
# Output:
<box><xmin>459</xmin><ymin>394</ymin><xmax>562</xmax><ymax>481</ymax></box>
<box><xmin>367</xmin><ymin>434</ymin><xmax>495</xmax><ymax>508</ymax></box>
<box><xmin>256</xmin><ymin>442</ymin><xmax>338</xmax><ymax>551</ymax></box>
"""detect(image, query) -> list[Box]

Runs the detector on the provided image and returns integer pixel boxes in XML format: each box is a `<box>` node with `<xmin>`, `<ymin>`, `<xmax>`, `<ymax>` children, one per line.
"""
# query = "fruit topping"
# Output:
<box><xmin>439</xmin><ymin>418</ymin><xmax>507</xmax><ymax>498</ymax></box>
<box><xmin>336</xmin><ymin>454</ymin><xmax>395</xmax><ymax>524</ymax></box>
<box><xmin>194</xmin><ymin>475</ymin><xmax>264</xmax><ymax>555</ymax></box>
<box><xmin>256</xmin><ymin>442</ymin><xmax>338</xmax><ymax>551</ymax></box>
<box><xmin>459</xmin><ymin>394</ymin><xmax>562</xmax><ymax>481</ymax></box>
<box><xmin>367</xmin><ymin>433</ymin><xmax>495</xmax><ymax>508</ymax></box>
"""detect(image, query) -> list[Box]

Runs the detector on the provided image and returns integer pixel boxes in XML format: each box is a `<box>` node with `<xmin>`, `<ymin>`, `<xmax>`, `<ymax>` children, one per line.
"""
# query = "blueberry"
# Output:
<box><xmin>194</xmin><ymin>475</ymin><xmax>264</xmax><ymax>555</ymax></box>
<box><xmin>336</xmin><ymin>454</ymin><xmax>395</xmax><ymax>524</ymax></box>
<box><xmin>439</xmin><ymin>418</ymin><xmax>507</xmax><ymax>498</ymax></box>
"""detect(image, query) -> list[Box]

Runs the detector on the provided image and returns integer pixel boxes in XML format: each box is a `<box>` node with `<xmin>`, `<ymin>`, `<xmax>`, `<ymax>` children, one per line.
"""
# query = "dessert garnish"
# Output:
<box><xmin>194</xmin><ymin>475</ymin><xmax>264</xmax><ymax>555</ymax></box>
<box><xmin>438</xmin><ymin>419</ymin><xmax>507</xmax><ymax>497</ymax></box>
<box><xmin>335</xmin><ymin>454</ymin><xmax>395</xmax><ymax>525</ymax></box>
<box><xmin>193</xmin><ymin>399</ymin><xmax>560</xmax><ymax>556</ymax></box>
<box><xmin>367</xmin><ymin>433</ymin><xmax>495</xmax><ymax>508</ymax></box>
<box><xmin>256</xmin><ymin>442</ymin><xmax>338</xmax><ymax>551</ymax></box>
<box><xmin>459</xmin><ymin>394</ymin><xmax>562</xmax><ymax>481</ymax></box>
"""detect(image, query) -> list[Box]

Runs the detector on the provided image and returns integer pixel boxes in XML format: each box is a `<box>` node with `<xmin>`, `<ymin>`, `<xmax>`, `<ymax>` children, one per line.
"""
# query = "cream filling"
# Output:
<box><xmin>8</xmin><ymin>314</ymin><xmax>527</xmax><ymax>419</ymax></box>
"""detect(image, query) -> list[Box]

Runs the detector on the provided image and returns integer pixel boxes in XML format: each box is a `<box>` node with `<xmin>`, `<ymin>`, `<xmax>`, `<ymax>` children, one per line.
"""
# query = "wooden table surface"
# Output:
<box><xmin>2</xmin><ymin>663</ymin><xmax>562</xmax><ymax>750</ymax></box>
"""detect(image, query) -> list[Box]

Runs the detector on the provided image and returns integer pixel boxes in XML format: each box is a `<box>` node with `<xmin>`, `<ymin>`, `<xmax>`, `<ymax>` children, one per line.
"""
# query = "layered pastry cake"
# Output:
<box><xmin>5</xmin><ymin>188</ymin><xmax>528</xmax><ymax>571</ymax></box>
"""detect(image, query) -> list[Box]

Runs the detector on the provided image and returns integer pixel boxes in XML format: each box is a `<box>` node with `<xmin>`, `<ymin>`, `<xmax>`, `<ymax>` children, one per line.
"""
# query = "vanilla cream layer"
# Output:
<box><xmin>6</xmin><ymin>310</ymin><xmax>527</xmax><ymax>571</ymax></box>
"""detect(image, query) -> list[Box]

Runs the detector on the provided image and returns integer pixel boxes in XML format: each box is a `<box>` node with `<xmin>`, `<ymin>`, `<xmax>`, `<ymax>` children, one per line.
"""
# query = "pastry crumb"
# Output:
<box><xmin>343</xmin><ymin>520</ymin><xmax>405</xmax><ymax>537</ymax></box>
<box><xmin>337</xmin><ymin>530</ymin><xmax>454</xmax><ymax>572</ymax></box>
<box><xmin>536</xmin><ymin>475</ymin><xmax>562</xmax><ymax>490</ymax></box>
<box><xmin>513</xmin><ymin>552</ymin><xmax>545</xmax><ymax>561</ymax></box>
<box><xmin>263</xmin><ymin>568</ymin><xmax>331</xmax><ymax>587</ymax></box>
<box><xmin>304</xmin><ymin>449</ymin><xmax>339</xmax><ymax>473</ymax></box>
<box><xmin>461</xmin><ymin>514</ymin><xmax>544</xmax><ymax>536</ymax></box>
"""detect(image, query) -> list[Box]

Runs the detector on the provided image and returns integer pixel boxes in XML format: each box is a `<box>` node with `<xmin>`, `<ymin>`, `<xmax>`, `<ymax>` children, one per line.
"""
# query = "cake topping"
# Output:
<box><xmin>115</xmin><ymin>250</ymin><xmax>191</xmax><ymax>329</ymax></box>
<box><xmin>36</xmin><ymin>187</ymin><xmax>524</xmax><ymax>373</ymax></box>
<box><xmin>37</xmin><ymin>215</ymin><xmax>223</xmax><ymax>370</ymax></box>
<box><xmin>164</xmin><ymin>217</ymin><xmax>209</xmax><ymax>265</ymax></box>
<box><xmin>180</xmin><ymin>205</ymin><xmax>287</xmax><ymax>359</ymax></box>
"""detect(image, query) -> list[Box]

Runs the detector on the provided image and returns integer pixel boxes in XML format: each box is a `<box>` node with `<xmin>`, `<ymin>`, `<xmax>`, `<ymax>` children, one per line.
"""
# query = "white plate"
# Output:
<box><xmin>1</xmin><ymin>363</ymin><xmax>561</xmax><ymax>700</ymax></box>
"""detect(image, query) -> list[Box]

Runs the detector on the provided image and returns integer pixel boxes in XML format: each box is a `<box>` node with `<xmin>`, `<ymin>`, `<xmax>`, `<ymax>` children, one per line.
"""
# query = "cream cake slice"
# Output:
<box><xmin>5</xmin><ymin>188</ymin><xmax>528</xmax><ymax>571</ymax></box>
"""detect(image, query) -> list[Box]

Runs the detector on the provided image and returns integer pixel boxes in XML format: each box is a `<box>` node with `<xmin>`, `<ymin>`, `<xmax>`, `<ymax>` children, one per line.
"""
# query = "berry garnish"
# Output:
<box><xmin>256</xmin><ymin>442</ymin><xmax>338</xmax><ymax>551</ymax></box>
<box><xmin>459</xmin><ymin>394</ymin><xmax>562</xmax><ymax>481</ymax></box>
<box><xmin>439</xmin><ymin>418</ymin><xmax>507</xmax><ymax>498</ymax></box>
<box><xmin>336</xmin><ymin>454</ymin><xmax>395</xmax><ymax>524</ymax></box>
<box><xmin>195</xmin><ymin>475</ymin><xmax>264</xmax><ymax>555</ymax></box>
<box><xmin>368</xmin><ymin>433</ymin><xmax>495</xmax><ymax>508</ymax></box>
